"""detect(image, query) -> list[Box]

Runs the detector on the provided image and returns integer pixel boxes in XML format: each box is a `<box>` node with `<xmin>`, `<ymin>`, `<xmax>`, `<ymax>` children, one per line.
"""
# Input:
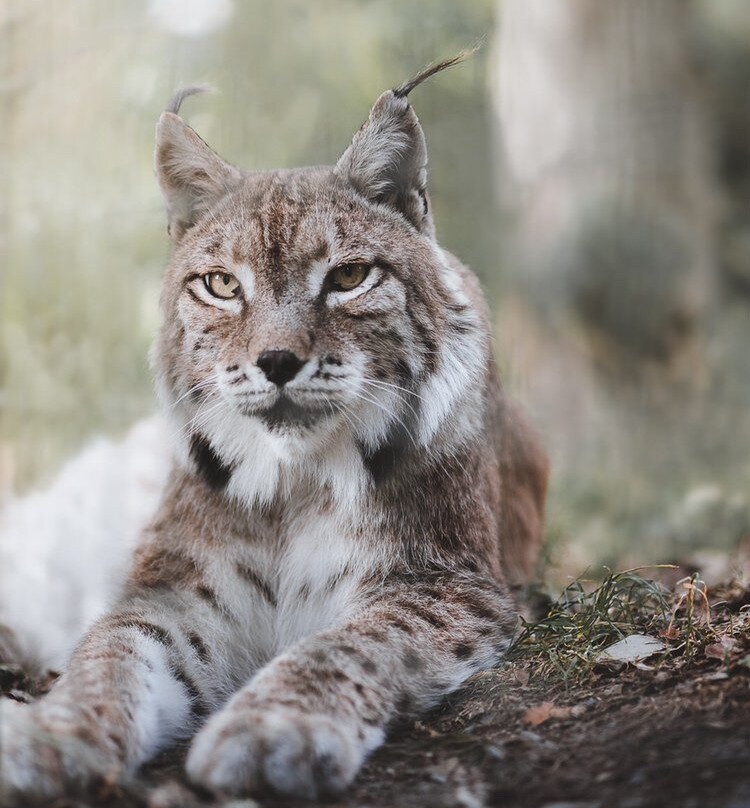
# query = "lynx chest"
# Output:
<box><xmin>211</xmin><ymin>506</ymin><xmax>385</xmax><ymax>664</ymax></box>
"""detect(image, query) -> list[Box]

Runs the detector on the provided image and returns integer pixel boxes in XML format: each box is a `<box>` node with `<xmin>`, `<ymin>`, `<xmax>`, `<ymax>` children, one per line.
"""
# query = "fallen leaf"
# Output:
<box><xmin>705</xmin><ymin>636</ymin><xmax>737</xmax><ymax>661</ymax></box>
<box><xmin>523</xmin><ymin>701</ymin><xmax>555</xmax><ymax>725</ymax></box>
<box><xmin>522</xmin><ymin>701</ymin><xmax>576</xmax><ymax>726</ymax></box>
<box><xmin>597</xmin><ymin>634</ymin><xmax>665</xmax><ymax>663</ymax></box>
<box><xmin>660</xmin><ymin>624</ymin><xmax>681</xmax><ymax>640</ymax></box>
<box><xmin>515</xmin><ymin>667</ymin><xmax>530</xmax><ymax>685</ymax></box>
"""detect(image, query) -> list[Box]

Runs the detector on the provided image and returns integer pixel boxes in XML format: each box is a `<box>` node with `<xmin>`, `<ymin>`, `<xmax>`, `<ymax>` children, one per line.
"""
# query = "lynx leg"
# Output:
<box><xmin>0</xmin><ymin>593</ymin><xmax>220</xmax><ymax>801</ymax></box>
<box><xmin>187</xmin><ymin>573</ymin><xmax>516</xmax><ymax>799</ymax></box>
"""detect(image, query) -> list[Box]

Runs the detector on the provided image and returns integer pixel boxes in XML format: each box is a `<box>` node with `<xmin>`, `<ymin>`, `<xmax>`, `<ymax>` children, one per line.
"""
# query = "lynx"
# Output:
<box><xmin>0</xmin><ymin>56</ymin><xmax>548</xmax><ymax>801</ymax></box>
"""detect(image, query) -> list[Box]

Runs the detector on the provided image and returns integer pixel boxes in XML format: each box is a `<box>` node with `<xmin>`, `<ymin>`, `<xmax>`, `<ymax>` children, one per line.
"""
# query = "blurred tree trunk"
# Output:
<box><xmin>493</xmin><ymin>0</ymin><xmax>719</xmax><ymax>471</ymax></box>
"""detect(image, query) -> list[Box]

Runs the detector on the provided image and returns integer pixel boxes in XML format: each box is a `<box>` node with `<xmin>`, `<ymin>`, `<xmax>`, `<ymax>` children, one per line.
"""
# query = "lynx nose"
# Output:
<box><xmin>257</xmin><ymin>349</ymin><xmax>305</xmax><ymax>387</ymax></box>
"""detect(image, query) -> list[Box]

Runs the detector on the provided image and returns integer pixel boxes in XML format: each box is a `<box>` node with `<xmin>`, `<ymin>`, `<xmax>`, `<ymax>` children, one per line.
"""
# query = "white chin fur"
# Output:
<box><xmin>183</xmin><ymin>402</ymin><xmax>370</xmax><ymax>512</ymax></box>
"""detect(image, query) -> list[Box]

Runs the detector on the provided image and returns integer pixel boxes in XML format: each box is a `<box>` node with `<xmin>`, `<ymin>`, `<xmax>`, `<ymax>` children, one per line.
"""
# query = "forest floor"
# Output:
<box><xmin>2</xmin><ymin>568</ymin><xmax>750</xmax><ymax>808</ymax></box>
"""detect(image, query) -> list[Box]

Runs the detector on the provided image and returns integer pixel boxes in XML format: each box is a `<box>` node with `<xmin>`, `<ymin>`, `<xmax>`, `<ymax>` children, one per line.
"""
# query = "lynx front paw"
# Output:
<box><xmin>185</xmin><ymin>705</ymin><xmax>369</xmax><ymax>799</ymax></box>
<box><xmin>0</xmin><ymin>698</ymin><xmax>122</xmax><ymax>802</ymax></box>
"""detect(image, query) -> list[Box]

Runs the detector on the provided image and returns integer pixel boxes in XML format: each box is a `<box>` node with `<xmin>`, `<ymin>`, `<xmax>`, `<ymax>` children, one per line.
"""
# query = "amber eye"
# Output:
<box><xmin>204</xmin><ymin>271</ymin><xmax>241</xmax><ymax>299</ymax></box>
<box><xmin>328</xmin><ymin>263</ymin><xmax>370</xmax><ymax>292</ymax></box>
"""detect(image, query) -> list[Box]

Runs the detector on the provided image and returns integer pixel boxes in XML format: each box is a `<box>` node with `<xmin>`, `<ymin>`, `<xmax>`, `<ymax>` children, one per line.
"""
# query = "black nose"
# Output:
<box><xmin>256</xmin><ymin>349</ymin><xmax>305</xmax><ymax>387</ymax></box>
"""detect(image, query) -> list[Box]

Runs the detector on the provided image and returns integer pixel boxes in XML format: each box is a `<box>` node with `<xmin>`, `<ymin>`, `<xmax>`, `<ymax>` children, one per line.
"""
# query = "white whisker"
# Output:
<box><xmin>338</xmin><ymin>380</ymin><xmax>418</xmax><ymax>447</ymax></box>
<box><xmin>361</xmin><ymin>378</ymin><xmax>426</xmax><ymax>403</ymax></box>
<box><xmin>168</xmin><ymin>394</ymin><xmax>226</xmax><ymax>444</ymax></box>
<box><xmin>359</xmin><ymin>379</ymin><xmax>422</xmax><ymax>421</ymax></box>
<box><xmin>169</xmin><ymin>378</ymin><xmax>219</xmax><ymax>410</ymax></box>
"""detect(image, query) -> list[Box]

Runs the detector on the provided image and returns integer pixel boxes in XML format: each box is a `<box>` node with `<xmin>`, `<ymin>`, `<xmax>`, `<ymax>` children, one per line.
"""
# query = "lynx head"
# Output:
<box><xmin>152</xmin><ymin>56</ymin><xmax>488</xmax><ymax>507</ymax></box>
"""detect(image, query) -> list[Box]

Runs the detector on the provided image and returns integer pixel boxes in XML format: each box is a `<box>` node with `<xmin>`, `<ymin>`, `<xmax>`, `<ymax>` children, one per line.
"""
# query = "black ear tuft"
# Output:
<box><xmin>165</xmin><ymin>84</ymin><xmax>213</xmax><ymax>115</ymax></box>
<box><xmin>336</xmin><ymin>50</ymin><xmax>475</xmax><ymax>238</ymax></box>
<box><xmin>392</xmin><ymin>50</ymin><xmax>474</xmax><ymax>99</ymax></box>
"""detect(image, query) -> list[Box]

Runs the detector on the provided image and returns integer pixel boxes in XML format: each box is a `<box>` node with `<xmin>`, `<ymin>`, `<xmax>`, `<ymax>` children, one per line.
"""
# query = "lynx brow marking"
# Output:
<box><xmin>306</xmin><ymin>260</ymin><xmax>330</xmax><ymax>298</ymax></box>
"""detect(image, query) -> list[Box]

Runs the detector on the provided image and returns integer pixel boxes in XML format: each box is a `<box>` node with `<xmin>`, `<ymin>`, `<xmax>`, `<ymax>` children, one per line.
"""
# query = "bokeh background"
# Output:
<box><xmin>1</xmin><ymin>0</ymin><xmax>749</xmax><ymax>582</ymax></box>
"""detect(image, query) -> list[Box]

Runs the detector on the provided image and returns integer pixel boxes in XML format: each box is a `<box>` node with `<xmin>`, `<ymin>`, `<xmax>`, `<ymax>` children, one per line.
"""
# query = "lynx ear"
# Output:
<box><xmin>155</xmin><ymin>90</ymin><xmax>241</xmax><ymax>241</ymax></box>
<box><xmin>336</xmin><ymin>53</ymin><xmax>470</xmax><ymax>237</ymax></box>
<box><xmin>336</xmin><ymin>90</ymin><xmax>433</xmax><ymax>236</ymax></box>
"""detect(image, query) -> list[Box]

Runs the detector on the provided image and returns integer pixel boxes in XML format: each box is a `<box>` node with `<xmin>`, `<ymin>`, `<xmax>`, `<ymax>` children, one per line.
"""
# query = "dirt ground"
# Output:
<box><xmin>2</xmin><ymin>579</ymin><xmax>750</xmax><ymax>808</ymax></box>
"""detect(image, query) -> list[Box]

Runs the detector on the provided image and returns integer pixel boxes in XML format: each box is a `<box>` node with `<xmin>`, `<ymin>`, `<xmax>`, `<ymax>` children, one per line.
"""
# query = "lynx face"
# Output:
<box><xmin>153</xmin><ymin>90</ymin><xmax>486</xmax><ymax>506</ymax></box>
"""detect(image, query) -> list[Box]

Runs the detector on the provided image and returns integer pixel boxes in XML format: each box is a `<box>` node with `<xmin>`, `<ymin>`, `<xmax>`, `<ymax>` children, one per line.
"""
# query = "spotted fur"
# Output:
<box><xmin>0</xmin><ymin>57</ymin><xmax>548</xmax><ymax>802</ymax></box>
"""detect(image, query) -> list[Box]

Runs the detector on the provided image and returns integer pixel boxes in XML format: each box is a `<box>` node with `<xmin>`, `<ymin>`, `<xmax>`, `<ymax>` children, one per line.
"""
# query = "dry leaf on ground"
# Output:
<box><xmin>522</xmin><ymin>701</ymin><xmax>577</xmax><ymax>726</ymax></box>
<box><xmin>597</xmin><ymin>634</ymin><xmax>665</xmax><ymax>663</ymax></box>
<box><xmin>705</xmin><ymin>636</ymin><xmax>737</xmax><ymax>660</ymax></box>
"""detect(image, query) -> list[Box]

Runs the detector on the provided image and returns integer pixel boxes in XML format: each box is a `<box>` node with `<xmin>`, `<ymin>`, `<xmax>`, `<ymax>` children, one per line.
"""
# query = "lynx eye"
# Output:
<box><xmin>328</xmin><ymin>263</ymin><xmax>370</xmax><ymax>292</ymax></box>
<box><xmin>204</xmin><ymin>271</ymin><xmax>241</xmax><ymax>299</ymax></box>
